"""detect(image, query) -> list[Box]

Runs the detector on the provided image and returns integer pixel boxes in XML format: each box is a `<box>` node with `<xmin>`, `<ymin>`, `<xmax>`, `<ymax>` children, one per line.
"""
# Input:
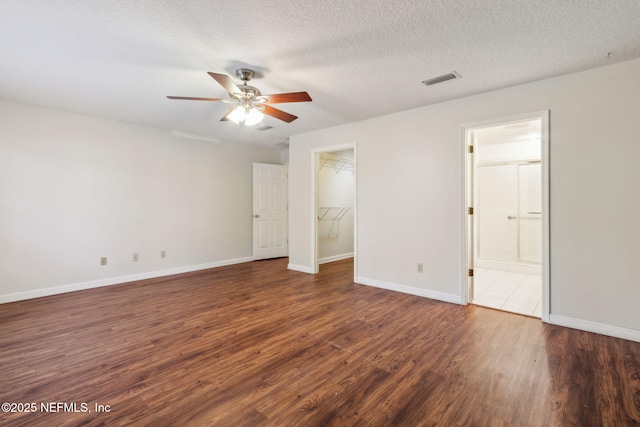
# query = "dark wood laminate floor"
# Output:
<box><xmin>1</xmin><ymin>258</ymin><xmax>639</xmax><ymax>426</ymax></box>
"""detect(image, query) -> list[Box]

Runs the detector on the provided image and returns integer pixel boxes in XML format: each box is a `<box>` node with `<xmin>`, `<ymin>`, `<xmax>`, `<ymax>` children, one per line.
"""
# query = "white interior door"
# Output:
<box><xmin>253</xmin><ymin>163</ymin><xmax>288</xmax><ymax>260</ymax></box>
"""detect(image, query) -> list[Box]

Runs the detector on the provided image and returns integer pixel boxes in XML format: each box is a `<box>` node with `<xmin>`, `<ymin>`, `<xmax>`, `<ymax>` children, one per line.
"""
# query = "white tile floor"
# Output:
<box><xmin>472</xmin><ymin>268</ymin><xmax>541</xmax><ymax>317</ymax></box>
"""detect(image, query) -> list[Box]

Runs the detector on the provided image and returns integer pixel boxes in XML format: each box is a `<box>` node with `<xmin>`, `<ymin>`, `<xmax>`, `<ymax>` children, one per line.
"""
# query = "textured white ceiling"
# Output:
<box><xmin>1</xmin><ymin>0</ymin><xmax>639</xmax><ymax>147</ymax></box>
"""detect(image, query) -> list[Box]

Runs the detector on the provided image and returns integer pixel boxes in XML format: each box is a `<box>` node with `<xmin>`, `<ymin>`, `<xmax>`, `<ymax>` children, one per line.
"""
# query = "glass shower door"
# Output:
<box><xmin>477</xmin><ymin>162</ymin><xmax>541</xmax><ymax>264</ymax></box>
<box><xmin>477</xmin><ymin>164</ymin><xmax>519</xmax><ymax>262</ymax></box>
<box><xmin>518</xmin><ymin>163</ymin><xmax>542</xmax><ymax>264</ymax></box>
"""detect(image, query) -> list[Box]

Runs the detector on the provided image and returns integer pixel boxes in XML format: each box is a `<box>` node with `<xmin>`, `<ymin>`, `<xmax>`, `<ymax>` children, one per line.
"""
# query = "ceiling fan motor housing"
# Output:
<box><xmin>236</xmin><ymin>68</ymin><xmax>255</xmax><ymax>82</ymax></box>
<box><xmin>237</xmin><ymin>85</ymin><xmax>261</xmax><ymax>99</ymax></box>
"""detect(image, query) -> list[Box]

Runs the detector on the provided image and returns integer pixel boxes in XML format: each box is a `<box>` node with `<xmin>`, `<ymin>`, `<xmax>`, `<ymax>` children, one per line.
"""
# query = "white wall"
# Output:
<box><xmin>317</xmin><ymin>150</ymin><xmax>354</xmax><ymax>263</ymax></box>
<box><xmin>280</xmin><ymin>148</ymin><xmax>289</xmax><ymax>165</ymax></box>
<box><xmin>289</xmin><ymin>58</ymin><xmax>640</xmax><ymax>341</ymax></box>
<box><xmin>0</xmin><ymin>100</ymin><xmax>281</xmax><ymax>302</ymax></box>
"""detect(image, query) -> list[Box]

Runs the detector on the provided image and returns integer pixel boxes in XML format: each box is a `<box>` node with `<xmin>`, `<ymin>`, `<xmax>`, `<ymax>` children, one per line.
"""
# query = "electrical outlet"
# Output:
<box><xmin>417</xmin><ymin>263</ymin><xmax>423</xmax><ymax>273</ymax></box>
<box><xmin>133</xmin><ymin>253</ymin><xmax>139</xmax><ymax>262</ymax></box>
<box><xmin>161</xmin><ymin>250</ymin><xmax>166</xmax><ymax>259</ymax></box>
<box><xmin>100</xmin><ymin>257</ymin><xmax>107</xmax><ymax>266</ymax></box>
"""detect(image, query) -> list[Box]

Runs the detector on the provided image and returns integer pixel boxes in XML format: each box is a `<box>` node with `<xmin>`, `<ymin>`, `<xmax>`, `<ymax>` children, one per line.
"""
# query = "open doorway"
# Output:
<box><xmin>312</xmin><ymin>144</ymin><xmax>357</xmax><ymax>278</ymax></box>
<box><xmin>464</xmin><ymin>112</ymin><xmax>549</xmax><ymax>320</ymax></box>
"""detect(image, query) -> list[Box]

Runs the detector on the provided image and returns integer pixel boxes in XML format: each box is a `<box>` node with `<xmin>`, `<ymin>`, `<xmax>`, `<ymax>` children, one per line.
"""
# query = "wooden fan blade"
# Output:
<box><xmin>167</xmin><ymin>96</ymin><xmax>225</xmax><ymax>101</ymax></box>
<box><xmin>260</xmin><ymin>91</ymin><xmax>312</xmax><ymax>103</ymax></box>
<box><xmin>208</xmin><ymin>72</ymin><xmax>241</xmax><ymax>95</ymax></box>
<box><xmin>262</xmin><ymin>105</ymin><xmax>298</xmax><ymax>123</ymax></box>
<box><xmin>220</xmin><ymin>107</ymin><xmax>235</xmax><ymax>122</ymax></box>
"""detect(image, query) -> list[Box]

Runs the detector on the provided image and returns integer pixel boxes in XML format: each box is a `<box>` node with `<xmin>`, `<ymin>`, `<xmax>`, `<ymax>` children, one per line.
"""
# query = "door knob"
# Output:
<box><xmin>254</xmin><ymin>214</ymin><xmax>259</xmax><ymax>218</ymax></box>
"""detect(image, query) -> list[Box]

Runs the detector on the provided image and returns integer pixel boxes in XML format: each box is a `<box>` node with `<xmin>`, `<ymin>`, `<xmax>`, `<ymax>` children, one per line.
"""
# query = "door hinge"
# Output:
<box><xmin>467</xmin><ymin>207</ymin><xmax>473</xmax><ymax>215</ymax></box>
<box><xmin>468</xmin><ymin>269</ymin><xmax>474</xmax><ymax>277</ymax></box>
<box><xmin>468</xmin><ymin>145</ymin><xmax>474</xmax><ymax>154</ymax></box>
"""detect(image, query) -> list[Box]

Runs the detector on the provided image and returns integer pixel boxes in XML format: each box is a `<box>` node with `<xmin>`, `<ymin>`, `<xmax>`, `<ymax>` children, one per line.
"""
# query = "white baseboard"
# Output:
<box><xmin>0</xmin><ymin>256</ymin><xmax>253</xmax><ymax>304</ymax></box>
<box><xmin>548</xmin><ymin>314</ymin><xmax>640</xmax><ymax>343</ymax></box>
<box><xmin>287</xmin><ymin>263</ymin><xmax>315</xmax><ymax>274</ymax></box>
<box><xmin>319</xmin><ymin>253</ymin><xmax>354</xmax><ymax>264</ymax></box>
<box><xmin>356</xmin><ymin>276</ymin><xmax>464</xmax><ymax>305</ymax></box>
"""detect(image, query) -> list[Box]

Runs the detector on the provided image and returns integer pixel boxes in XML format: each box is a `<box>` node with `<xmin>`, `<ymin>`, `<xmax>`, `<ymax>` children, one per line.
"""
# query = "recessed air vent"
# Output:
<box><xmin>256</xmin><ymin>125</ymin><xmax>273</xmax><ymax>131</ymax></box>
<box><xmin>422</xmin><ymin>72</ymin><xmax>459</xmax><ymax>86</ymax></box>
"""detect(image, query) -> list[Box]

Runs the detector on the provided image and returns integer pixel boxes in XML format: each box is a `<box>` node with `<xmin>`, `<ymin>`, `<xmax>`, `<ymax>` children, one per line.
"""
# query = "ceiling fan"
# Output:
<box><xmin>167</xmin><ymin>68</ymin><xmax>312</xmax><ymax>125</ymax></box>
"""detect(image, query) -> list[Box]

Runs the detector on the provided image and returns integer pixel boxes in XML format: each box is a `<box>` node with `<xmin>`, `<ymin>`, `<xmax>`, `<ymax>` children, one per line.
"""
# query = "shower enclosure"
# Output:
<box><xmin>474</xmin><ymin>121</ymin><xmax>542</xmax><ymax>274</ymax></box>
<box><xmin>476</xmin><ymin>162</ymin><xmax>541</xmax><ymax>272</ymax></box>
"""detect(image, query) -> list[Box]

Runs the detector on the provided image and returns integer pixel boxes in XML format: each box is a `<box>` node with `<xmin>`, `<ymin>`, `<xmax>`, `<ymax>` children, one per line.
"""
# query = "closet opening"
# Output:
<box><xmin>312</xmin><ymin>145</ymin><xmax>357</xmax><ymax>278</ymax></box>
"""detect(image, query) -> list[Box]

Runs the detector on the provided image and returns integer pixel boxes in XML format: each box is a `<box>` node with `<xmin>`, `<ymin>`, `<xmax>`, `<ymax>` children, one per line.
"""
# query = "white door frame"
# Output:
<box><xmin>461</xmin><ymin>111</ymin><xmax>550</xmax><ymax>322</ymax></box>
<box><xmin>311</xmin><ymin>143</ymin><xmax>357</xmax><ymax>280</ymax></box>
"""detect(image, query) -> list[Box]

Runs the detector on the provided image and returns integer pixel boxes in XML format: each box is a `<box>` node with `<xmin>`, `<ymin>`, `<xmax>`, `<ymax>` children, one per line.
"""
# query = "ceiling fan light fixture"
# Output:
<box><xmin>227</xmin><ymin>105</ymin><xmax>247</xmax><ymax>123</ymax></box>
<box><xmin>244</xmin><ymin>107</ymin><xmax>264</xmax><ymax>126</ymax></box>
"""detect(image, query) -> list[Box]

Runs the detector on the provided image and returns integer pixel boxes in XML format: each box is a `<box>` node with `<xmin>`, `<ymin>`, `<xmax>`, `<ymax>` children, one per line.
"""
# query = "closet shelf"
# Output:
<box><xmin>319</xmin><ymin>153</ymin><xmax>355</xmax><ymax>174</ymax></box>
<box><xmin>318</xmin><ymin>207</ymin><xmax>350</xmax><ymax>239</ymax></box>
<box><xmin>318</xmin><ymin>206</ymin><xmax>350</xmax><ymax>221</ymax></box>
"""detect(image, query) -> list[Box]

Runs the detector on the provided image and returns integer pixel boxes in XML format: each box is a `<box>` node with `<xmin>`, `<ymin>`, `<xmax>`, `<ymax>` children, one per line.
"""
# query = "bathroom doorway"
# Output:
<box><xmin>464</xmin><ymin>112</ymin><xmax>549</xmax><ymax>319</ymax></box>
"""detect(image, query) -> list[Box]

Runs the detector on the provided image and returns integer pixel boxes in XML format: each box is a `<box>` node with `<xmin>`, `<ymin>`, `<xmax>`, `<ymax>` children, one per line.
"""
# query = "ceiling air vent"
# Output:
<box><xmin>422</xmin><ymin>72</ymin><xmax>458</xmax><ymax>86</ymax></box>
<box><xmin>256</xmin><ymin>125</ymin><xmax>273</xmax><ymax>131</ymax></box>
<box><xmin>275</xmin><ymin>141</ymin><xmax>289</xmax><ymax>148</ymax></box>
